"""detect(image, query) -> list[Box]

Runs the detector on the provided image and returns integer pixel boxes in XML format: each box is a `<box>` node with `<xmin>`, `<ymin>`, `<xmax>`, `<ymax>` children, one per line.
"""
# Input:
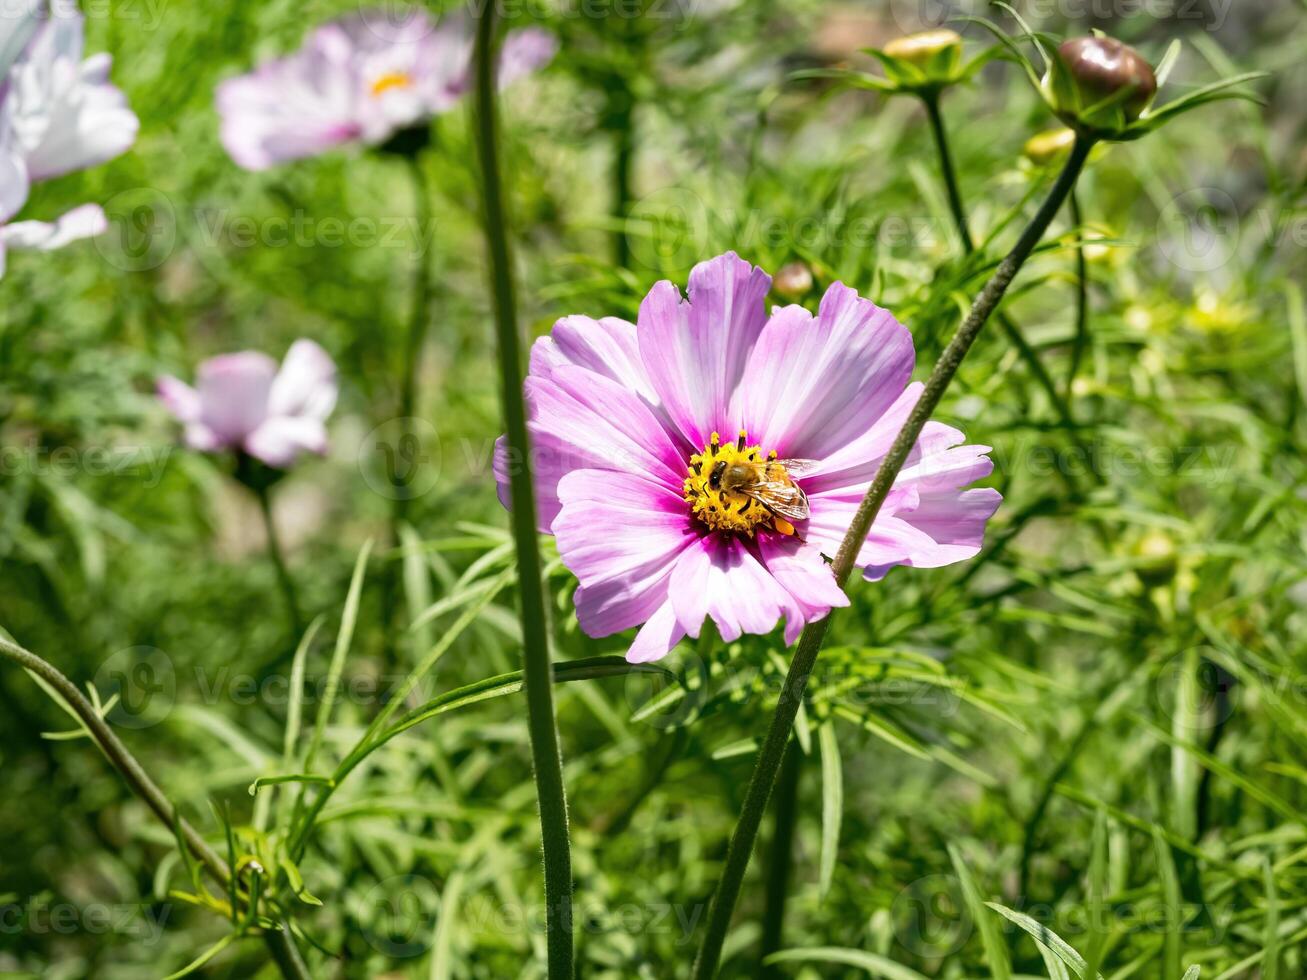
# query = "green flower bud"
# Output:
<box><xmin>1055</xmin><ymin>36</ymin><xmax>1157</xmax><ymax>125</ymax></box>
<box><xmin>1133</xmin><ymin>528</ymin><xmax>1178</xmax><ymax>586</ymax></box>
<box><xmin>1022</xmin><ymin>128</ymin><xmax>1076</xmax><ymax>166</ymax></box>
<box><xmin>884</xmin><ymin>29</ymin><xmax>963</xmax><ymax>67</ymax></box>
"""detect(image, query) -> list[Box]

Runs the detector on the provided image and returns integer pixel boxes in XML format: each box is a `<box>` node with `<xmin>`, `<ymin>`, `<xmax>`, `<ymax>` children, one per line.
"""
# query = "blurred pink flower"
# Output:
<box><xmin>0</xmin><ymin>2</ymin><xmax>137</xmax><ymax>275</ymax></box>
<box><xmin>216</xmin><ymin>8</ymin><xmax>557</xmax><ymax>170</ymax></box>
<box><xmin>495</xmin><ymin>253</ymin><xmax>1001</xmax><ymax>663</ymax></box>
<box><xmin>158</xmin><ymin>340</ymin><xmax>339</xmax><ymax>469</ymax></box>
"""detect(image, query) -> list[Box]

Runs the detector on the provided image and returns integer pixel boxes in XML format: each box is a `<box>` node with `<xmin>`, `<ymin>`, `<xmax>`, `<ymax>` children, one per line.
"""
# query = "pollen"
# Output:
<box><xmin>369</xmin><ymin>71</ymin><xmax>413</xmax><ymax>97</ymax></box>
<box><xmin>682</xmin><ymin>430</ymin><xmax>795</xmax><ymax>537</ymax></box>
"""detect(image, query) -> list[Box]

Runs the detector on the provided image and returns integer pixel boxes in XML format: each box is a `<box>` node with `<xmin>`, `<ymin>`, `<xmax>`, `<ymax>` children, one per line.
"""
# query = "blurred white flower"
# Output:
<box><xmin>158</xmin><ymin>340</ymin><xmax>340</xmax><ymax>470</ymax></box>
<box><xmin>0</xmin><ymin>1</ymin><xmax>137</xmax><ymax>276</ymax></box>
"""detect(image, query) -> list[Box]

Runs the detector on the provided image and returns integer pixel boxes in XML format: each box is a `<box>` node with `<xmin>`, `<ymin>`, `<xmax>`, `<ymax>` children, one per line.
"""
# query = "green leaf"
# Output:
<box><xmin>429</xmin><ymin>871</ymin><xmax>465</xmax><ymax>980</ymax></box>
<box><xmin>947</xmin><ymin>845</ymin><xmax>1011</xmax><ymax>980</ymax></box>
<box><xmin>985</xmin><ymin>903</ymin><xmax>1101</xmax><ymax>980</ymax></box>
<box><xmin>1263</xmin><ymin>858</ymin><xmax>1280</xmax><ymax>980</ymax></box>
<box><xmin>303</xmin><ymin>539</ymin><xmax>372</xmax><ymax>774</ymax></box>
<box><xmin>764</xmin><ymin>947</ymin><xmax>930</xmax><ymax>979</ymax></box>
<box><xmin>817</xmin><ymin>721</ymin><xmax>843</xmax><ymax>900</ymax></box>
<box><xmin>279</xmin><ymin>856</ymin><xmax>323</xmax><ymax>907</ymax></box>
<box><xmin>161</xmin><ymin>933</ymin><xmax>236</xmax><ymax>980</ymax></box>
<box><xmin>1152</xmin><ymin>827</ymin><xmax>1182</xmax><ymax>979</ymax></box>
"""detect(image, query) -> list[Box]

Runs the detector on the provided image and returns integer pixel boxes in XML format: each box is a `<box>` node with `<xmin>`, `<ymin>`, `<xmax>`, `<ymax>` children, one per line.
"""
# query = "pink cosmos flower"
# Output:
<box><xmin>495</xmin><ymin>253</ymin><xmax>1002</xmax><ymax>663</ymax></box>
<box><xmin>0</xmin><ymin>3</ymin><xmax>137</xmax><ymax>276</ymax></box>
<box><xmin>216</xmin><ymin>8</ymin><xmax>557</xmax><ymax>170</ymax></box>
<box><xmin>157</xmin><ymin>340</ymin><xmax>338</xmax><ymax>469</ymax></box>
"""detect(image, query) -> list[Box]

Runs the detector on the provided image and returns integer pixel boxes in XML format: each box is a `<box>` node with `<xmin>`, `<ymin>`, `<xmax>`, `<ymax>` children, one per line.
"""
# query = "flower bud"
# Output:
<box><xmin>884</xmin><ymin>29</ymin><xmax>963</xmax><ymax>67</ymax></box>
<box><xmin>1057</xmin><ymin>36</ymin><xmax>1157</xmax><ymax>123</ymax></box>
<box><xmin>1022</xmin><ymin>128</ymin><xmax>1076</xmax><ymax>166</ymax></box>
<box><xmin>1133</xmin><ymin>528</ymin><xmax>1178</xmax><ymax>586</ymax></box>
<box><xmin>773</xmin><ymin>261</ymin><xmax>814</xmax><ymax>299</ymax></box>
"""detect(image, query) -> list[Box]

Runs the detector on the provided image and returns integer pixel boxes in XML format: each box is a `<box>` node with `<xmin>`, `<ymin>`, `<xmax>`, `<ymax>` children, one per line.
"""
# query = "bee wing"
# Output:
<box><xmin>743</xmin><ymin>481</ymin><xmax>811</xmax><ymax>521</ymax></box>
<box><xmin>773</xmin><ymin>458</ymin><xmax>820</xmax><ymax>477</ymax></box>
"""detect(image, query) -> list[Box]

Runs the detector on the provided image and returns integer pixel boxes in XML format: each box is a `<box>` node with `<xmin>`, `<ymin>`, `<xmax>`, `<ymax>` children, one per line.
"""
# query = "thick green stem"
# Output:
<box><xmin>0</xmin><ymin>635</ymin><xmax>312</xmax><ymax>978</ymax></box>
<box><xmin>690</xmin><ymin>134</ymin><xmax>1095</xmax><ymax>980</ymax></box>
<box><xmin>256</xmin><ymin>484</ymin><xmax>303</xmax><ymax>637</ymax></box>
<box><xmin>473</xmin><ymin>7</ymin><xmax>574</xmax><ymax>978</ymax></box>
<box><xmin>758</xmin><ymin>741</ymin><xmax>801</xmax><ymax>977</ymax></box>
<box><xmin>1066</xmin><ymin>187</ymin><xmax>1089</xmax><ymax>397</ymax></box>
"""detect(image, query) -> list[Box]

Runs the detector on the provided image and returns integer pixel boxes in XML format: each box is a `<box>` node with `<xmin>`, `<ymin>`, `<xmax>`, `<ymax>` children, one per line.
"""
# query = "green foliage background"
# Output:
<box><xmin>2</xmin><ymin>0</ymin><xmax>1306</xmax><ymax>977</ymax></box>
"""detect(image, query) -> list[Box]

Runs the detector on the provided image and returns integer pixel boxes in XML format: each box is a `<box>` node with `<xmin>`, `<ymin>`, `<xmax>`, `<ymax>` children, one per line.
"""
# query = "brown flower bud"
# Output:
<box><xmin>1058</xmin><ymin>36</ymin><xmax>1157</xmax><ymax>122</ymax></box>
<box><xmin>773</xmin><ymin>261</ymin><xmax>814</xmax><ymax>299</ymax></box>
<box><xmin>884</xmin><ymin>29</ymin><xmax>963</xmax><ymax>67</ymax></box>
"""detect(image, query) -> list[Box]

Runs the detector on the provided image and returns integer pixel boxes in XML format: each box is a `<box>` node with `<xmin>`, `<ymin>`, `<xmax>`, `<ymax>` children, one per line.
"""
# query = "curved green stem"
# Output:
<box><xmin>1066</xmin><ymin>187</ymin><xmax>1089</xmax><ymax>397</ymax></box>
<box><xmin>473</xmin><ymin>7</ymin><xmax>574</xmax><ymax>978</ymax></box>
<box><xmin>690</xmin><ymin>133</ymin><xmax>1096</xmax><ymax>980</ymax></box>
<box><xmin>0</xmin><ymin>634</ymin><xmax>312</xmax><ymax>979</ymax></box>
<box><xmin>256</xmin><ymin>484</ymin><xmax>303</xmax><ymax>637</ymax></box>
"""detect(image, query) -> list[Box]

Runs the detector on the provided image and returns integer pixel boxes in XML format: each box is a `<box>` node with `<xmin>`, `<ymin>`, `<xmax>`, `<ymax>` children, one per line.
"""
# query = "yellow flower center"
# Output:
<box><xmin>370</xmin><ymin>71</ymin><xmax>413</xmax><ymax>97</ymax></box>
<box><xmin>682</xmin><ymin>430</ymin><xmax>797</xmax><ymax>537</ymax></box>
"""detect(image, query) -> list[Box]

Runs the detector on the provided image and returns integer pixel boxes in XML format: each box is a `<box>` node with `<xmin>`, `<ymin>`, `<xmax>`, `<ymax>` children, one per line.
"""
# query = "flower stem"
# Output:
<box><xmin>690</xmin><ymin>133</ymin><xmax>1095</xmax><ymax>980</ymax></box>
<box><xmin>382</xmin><ymin>151</ymin><xmax>436</xmax><ymax>660</ymax></box>
<box><xmin>758</xmin><ymin>740</ymin><xmax>801</xmax><ymax>977</ymax></box>
<box><xmin>1066</xmin><ymin>187</ymin><xmax>1089</xmax><ymax>397</ymax></box>
<box><xmin>922</xmin><ymin>92</ymin><xmax>1099</xmax><ymax>486</ymax></box>
<box><xmin>0</xmin><ymin>634</ymin><xmax>312</xmax><ymax>979</ymax></box>
<box><xmin>255</xmin><ymin>484</ymin><xmax>303</xmax><ymax>637</ymax></box>
<box><xmin>610</xmin><ymin>84</ymin><xmax>635</xmax><ymax>269</ymax></box>
<box><xmin>473</xmin><ymin>7</ymin><xmax>574</xmax><ymax>979</ymax></box>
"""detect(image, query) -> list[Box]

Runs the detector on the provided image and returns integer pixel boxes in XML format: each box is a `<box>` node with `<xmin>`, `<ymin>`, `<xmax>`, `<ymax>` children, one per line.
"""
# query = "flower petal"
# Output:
<box><xmin>668</xmin><ymin>534</ymin><xmax>803</xmax><ymax>643</ymax></box>
<box><xmin>755</xmin><ymin>534</ymin><xmax>850</xmax><ymax>643</ymax></box>
<box><xmin>528</xmin><ymin>315</ymin><xmax>655</xmax><ymax>401</ymax></box>
<box><xmin>555</xmin><ymin>469</ymin><xmax>697</xmax><ymax>638</ymax></box>
<box><xmin>636</xmin><ymin>251</ymin><xmax>771</xmax><ymax>447</ymax></box>
<box><xmin>245</xmin><ymin>416</ymin><xmax>329</xmax><ymax>468</ymax></box>
<box><xmin>497</xmin><ymin>364</ymin><xmax>687</xmax><ymax>530</ymax></box>
<box><xmin>269</xmin><ymin>339</ymin><xmax>338</xmax><ymax>420</ymax></box>
<box><xmin>156</xmin><ymin>375</ymin><xmax>201</xmax><ymax>423</ymax></box>
<box><xmin>739</xmin><ymin>282</ymin><xmax>914</xmax><ymax>459</ymax></box>
<box><xmin>0</xmin><ymin>203</ymin><xmax>106</xmax><ymax>251</ymax></box>
<box><xmin>195</xmin><ymin>351</ymin><xmax>277</xmax><ymax>446</ymax></box>
<box><xmin>625</xmin><ymin>599</ymin><xmax>686</xmax><ymax>665</ymax></box>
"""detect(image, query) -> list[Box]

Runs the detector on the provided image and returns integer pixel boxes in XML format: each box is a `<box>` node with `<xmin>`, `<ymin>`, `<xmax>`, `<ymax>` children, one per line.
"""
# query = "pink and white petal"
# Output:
<box><xmin>495</xmin><ymin>363</ymin><xmax>686</xmax><ymax>532</ymax></box>
<box><xmin>668</xmin><ymin>535</ymin><xmax>802</xmax><ymax>644</ymax></box>
<box><xmin>269</xmin><ymin>339</ymin><xmax>337</xmax><ymax>420</ymax></box>
<box><xmin>244</xmin><ymin>415</ymin><xmax>329</xmax><ymax>468</ymax></box>
<box><xmin>0</xmin><ymin>203</ymin><xmax>105</xmax><ymax>251</ymax></box>
<box><xmin>889</xmin><ymin>487</ymin><xmax>1003</xmax><ymax>569</ymax></box>
<box><xmin>528</xmin><ymin>315</ymin><xmax>654</xmax><ymax>401</ymax></box>
<box><xmin>894</xmin><ymin>421</ymin><xmax>995</xmax><ymax>492</ymax></box>
<box><xmin>498</xmin><ymin>27</ymin><xmax>557</xmax><ymax>88</ymax></box>
<box><xmin>755</xmin><ymin>534</ymin><xmax>849</xmax><ymax>642</ymax></box>
<box><xmin>636</xmin><ymin>252</ymin><xmax>771</xmax><ymax>447</ymax></box>
<box><xmin>182</xmin><ymin>423</ymin><xmax>222</xmax><ymax>453</ymax></box>
<box><xmin>626</xmin><ymin>599</ymin><xmax>686</xmax><ymax>664</ymax></box>
<box><xmin>554</xmin><ymin>469</ymin><xmax>697</xmax><ymax>590</ymax></box>
<box><xmin>739</xmin><ymin>283</ymin><xmax>914</xmax><ymax>459</ymax></box>
<box><xmin>801</xmin><ymin>382</ymin><xmax>922</xmax><ymax>495</ymax></box>
<box><xmin>195</xmin><ymin>351</ymin><xmax>277</xmax><ymax>445</ymax></box>
<box><xmin>156</xmin><ymin>375</ymin><xmax>201</xmax><ymax>424</ymax></box>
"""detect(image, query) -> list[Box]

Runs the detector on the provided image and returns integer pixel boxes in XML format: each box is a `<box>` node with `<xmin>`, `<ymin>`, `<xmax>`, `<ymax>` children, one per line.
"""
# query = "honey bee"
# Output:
<box><xmin>709</xmin><ymin>456</ymin><xmax>815</xmax><ymax>524</ymax></box>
